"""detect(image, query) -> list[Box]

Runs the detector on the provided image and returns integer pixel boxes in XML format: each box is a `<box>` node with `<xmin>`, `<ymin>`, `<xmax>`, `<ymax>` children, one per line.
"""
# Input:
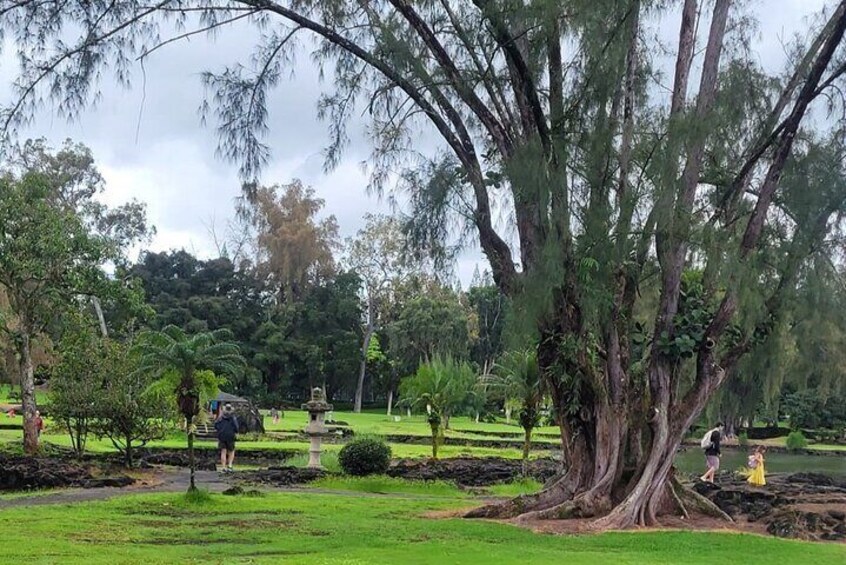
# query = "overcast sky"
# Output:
<box><xmin>0</xmin><ymin>0</ymin><xmax>829</xmax><ymax>286</ymax></box>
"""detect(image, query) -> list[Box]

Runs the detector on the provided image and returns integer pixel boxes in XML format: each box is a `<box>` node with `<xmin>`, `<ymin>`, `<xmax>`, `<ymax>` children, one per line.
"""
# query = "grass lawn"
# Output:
<box><xmin>1</xmin><ymin>489</ymin><xmax>843</xmax><ymax>565</ymax></box>
<box><xmin>0</xmin><ymin>427</ymin><xmax>534</xmax><ymax>460</ymax></box>
<box><xmin>265</xmin><ymin>409</ymin><xmax>560</xmax><ymax>440</ymax></box>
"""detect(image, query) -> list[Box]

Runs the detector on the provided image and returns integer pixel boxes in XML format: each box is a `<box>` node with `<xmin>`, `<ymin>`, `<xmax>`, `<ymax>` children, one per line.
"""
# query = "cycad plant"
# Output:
<box><xmin>484</xmin><ymin>349</ymin><xmax>543</xmax><ymax>476</ymax></box>
<box><xmin>135</xmin><ymin>325</ymin><xmax>245</xmax><ymax>491</ymax></box>
<box><xmin>399</xmin><ymin>355</ymin><xmax>475</xmax><ymax>459</ymax></box>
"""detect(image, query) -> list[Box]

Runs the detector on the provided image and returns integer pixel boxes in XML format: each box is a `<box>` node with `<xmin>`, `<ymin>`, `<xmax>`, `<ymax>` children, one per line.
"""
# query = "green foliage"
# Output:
<box><xmin>399</xmin><ymin>355</ymin><xmax>477</xmax><ymax>422</ymax></box>
<box><xmin>92</xmin><ymin>341</ymin><xmax>168</xmax><ymax>467</ymax></box>
<box><xmin>485</xmin><ymin>349</ymin><xmax>543</xmax><ymax>429</ymax></box>
<box><xmin>738</xmin><ymin>432</ymin><xmax>749</xmax><ymax>447</ymax></box>
<box><xmin>466</xmin><ymin>281</ymin><xmax>509</xmax><ymax>370</ymax></box>
<box><xmin>656</xmin><ymin>270</ymin><xmax>715</xmax><ymax>360</ymax></box>
<box><xmin>780</xmin><ymin>388</ymin><xmax>846</xmax><ymax>431</ymax></box>
<box><xmin>135</xmin><ymin>325</ymin><xmax>245</xmax><ymax>420</ymax></box>
<box><xmin>389</xmin><ymin>286</ymin><xmax>471</xmax><ymax>368</ymax></box>
<box><xmin>785</xmin><ymin>430</ymin><xmax>808</xmax><ymax>451</ymax></box>
<box><xmin>338</xmin><ymin>437</ymin><xmax>392</xmax><ymax>476</ymax></box>
<box><xmin>0</xmin><ymin>173</ymin><xmax>113</xmax><ymax>333</ymax></box>
<box><xmin>52</xmin><ymin>323</ymin><xmax>168</xmax><ymax>464</ymax></box>
<box><xmin>366</xmin><ymin>334</ymin><xmax>386</xmax><ymax>363</ymax></box>
<box><xmin>50</xmin><ymin>323</ymin><xmax>108</xmax><ymax>456</ymax></box>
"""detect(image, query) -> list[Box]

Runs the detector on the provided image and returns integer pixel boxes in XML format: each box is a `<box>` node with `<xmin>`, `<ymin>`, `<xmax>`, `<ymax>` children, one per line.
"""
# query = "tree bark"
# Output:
<box><xmin>521</xmin><ymin>426</ymin><xmax>532</xmax><ymax>477</ymax></box>
<box><xmin>187</xmin><ymin>415</ymin><xmax>196</xmax><ymax>492</ymax></box>
<box><xmin>386</xmin><ymin>389</ymin><xmax>393</xmax><ymax>416</ymax></box>
<box><xmin>18</xmin><ymin>331</ymin><xmax>38</xmax><ymax>455</ymax></box>
<box><xmin>125</xmin><ymin>436</ymin><xmax>134</xmax><ymax>468</ymax></box>
<box><xmin>354</xmin><ymin>312</ymin><xmax>375</xmax><ymax>413</ymax></box>
<box><xmin>91</xmin><ymin>295</ymin><xmax>108</xmax><ymax>338</ymax></box>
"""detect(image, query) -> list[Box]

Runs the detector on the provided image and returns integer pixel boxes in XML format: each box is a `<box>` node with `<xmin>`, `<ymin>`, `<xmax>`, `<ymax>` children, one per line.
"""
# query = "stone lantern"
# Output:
<box><xmin>301</xmin><ymin>387</ymin><xmax>333</xmax><ymax>469</ymax></box>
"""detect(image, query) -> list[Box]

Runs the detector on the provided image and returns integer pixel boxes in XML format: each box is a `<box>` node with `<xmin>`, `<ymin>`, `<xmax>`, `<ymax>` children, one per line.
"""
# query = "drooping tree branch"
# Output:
<box><xmin>472</xmin><ymin>0</ymin><xmax>551</xmax><ymax>156</ymax></box>
<box><xmin>388</xmin><ymin>0</ymin><xmax>513</xmax><ymax>157</ymax></box>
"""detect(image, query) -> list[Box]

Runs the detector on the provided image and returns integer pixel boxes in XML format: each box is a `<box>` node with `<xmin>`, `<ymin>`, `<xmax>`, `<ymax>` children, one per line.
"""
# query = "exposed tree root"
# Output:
<box><xmin>669</xmin><ymin>479</ymin><xmax>690</xmax><ymax>520</ymax></box>
<box><xmin>673</xmin><ymin>479</ymin><xmax>733</xmax><ymax>523</ymax></box>
<box><xmin>467</xmin><ymin>471</ymin><xmax>733</xmax><ymax>531</ymax></box>
<box><xmin>464</xmin><ymin>473</ymin><xmax>579</xmax><ymax>519</ymax></box>
<box><xmin>514</xmin><ymin>491</ymin><xmax>612</xmax><ymax>523</ymax></box>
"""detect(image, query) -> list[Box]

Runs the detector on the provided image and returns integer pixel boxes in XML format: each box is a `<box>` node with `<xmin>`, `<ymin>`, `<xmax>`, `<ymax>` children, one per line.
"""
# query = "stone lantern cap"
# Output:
<box><xmin>301</xmin><ymin>387</ymin><xmax>333</xmax><ymax>412</ymax></box>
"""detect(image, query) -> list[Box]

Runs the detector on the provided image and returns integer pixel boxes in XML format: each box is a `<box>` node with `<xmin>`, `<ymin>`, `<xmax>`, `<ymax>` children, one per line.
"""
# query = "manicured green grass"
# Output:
<box><xmin>310</xmin><ymin>475</ymin><xmax>467</xmax><ymax>497</ymax></box>
<box><xmin>0</xmin><ymin>489</ymin><xmax>841</xmax><ymax>564</ymax></box>
<box><xmin>806</xmin><ymin>443</ymin><xmax>846</xmax><ymax>452</ymax></box>
<box><xmin>0</xmin><ymin>427</ymin><xmax>534</xmax><ymax>460</ymax></box>
<box><xmin>485</xmin><ymin>478</ymin><xmax>544</xmax><ymax>497</ymax></box>
<box><xmin>266</xmin><ymin>409</ymin><xmax>560</xmax><ymax>440</ymax></box>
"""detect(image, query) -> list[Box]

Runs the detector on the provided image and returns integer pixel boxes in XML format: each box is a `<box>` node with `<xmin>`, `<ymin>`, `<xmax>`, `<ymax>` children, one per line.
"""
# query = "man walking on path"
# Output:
<box><xmin>215</xmin><ymin>403</ymin><xmax>239</xmax><ymax>473</ymax></box>
<box><xmin>700</xmin><ymin>422</ymin><xmax>724</xmax><ymax>483</ymax></box>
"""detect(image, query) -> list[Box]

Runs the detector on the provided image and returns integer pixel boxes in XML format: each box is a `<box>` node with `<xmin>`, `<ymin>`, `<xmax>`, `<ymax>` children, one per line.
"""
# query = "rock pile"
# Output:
<box><xmin>234</xmin><ymin>466</ymin><xmax>326</xmax><ymax>486</ymax></box>
<box><xmin>387</xmin><ymin>457</ymin><xmax>560</xmax><ymax>486</ymax></box>
<box><xmin>694</xmin><ymin>472</ymin><xmax>846</xmax><ymax>541</ymax></box>
<box><xmin>0</xmin><ymin>454</ymin><xmax>133</xmax><ymax>491</ymax></box>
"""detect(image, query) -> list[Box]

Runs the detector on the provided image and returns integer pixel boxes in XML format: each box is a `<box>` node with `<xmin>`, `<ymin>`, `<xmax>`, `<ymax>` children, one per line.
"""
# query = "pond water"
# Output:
<box><xmin>674</xmin><ymin>449</ymin><xmax>846</xmax><ymax>478</ymax></box>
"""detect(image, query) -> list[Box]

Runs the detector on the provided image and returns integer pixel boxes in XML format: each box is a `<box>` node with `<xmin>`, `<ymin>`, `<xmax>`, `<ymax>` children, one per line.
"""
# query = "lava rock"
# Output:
<box><xmin>235</xmin><ymin>466</ymin><xmax>325</xmax><ymax>486</ymax></box>
<box><xmin>697</xmin><ymin>473</ymin><xmax>846</xmax><ymax>541</ymax></box>
<box><xmin>387</xmin><ymin>457</ymin><xmax>559</xmax><ymax>486</ymax></box>
<box><xmin>81</xmin><ymin>476</ymin><xmax>134</xmax><ymax>489</ymax></box>
<box><xmin>0</xmin><ymin>454</ymin><xmax>134</xmax><ymax>491</ymax></box>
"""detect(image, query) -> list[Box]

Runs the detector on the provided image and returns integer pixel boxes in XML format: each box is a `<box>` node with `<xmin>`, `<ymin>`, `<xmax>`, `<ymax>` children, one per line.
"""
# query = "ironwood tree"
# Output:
<box><xmin>2</xmin><ymin>0</ymin><xmax>846</xmax><ymax>527</ymax></box>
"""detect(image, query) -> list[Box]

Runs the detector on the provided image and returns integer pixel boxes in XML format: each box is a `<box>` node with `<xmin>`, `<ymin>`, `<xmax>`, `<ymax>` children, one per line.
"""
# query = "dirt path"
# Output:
<box><xmin>0</xmin><ymin>468</ymin><xmax>504</xmax><ymax>509</ymax></box>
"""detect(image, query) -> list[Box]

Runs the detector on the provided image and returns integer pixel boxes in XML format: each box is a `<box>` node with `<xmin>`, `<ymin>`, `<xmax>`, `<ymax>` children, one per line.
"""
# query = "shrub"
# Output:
<box><xmin>338</xmin><ymin>437</ymin><xmax>391</xmax><ymax>476</ymax></box>
<box><xmin>786</xmin><ymin>430</ymin><xmax>808</xmax><ymax>451</ymax></box>
<box><xmin>738</xmin><ymin>431</ymin><xmax>749</xmax><ymax>447</ymax></box>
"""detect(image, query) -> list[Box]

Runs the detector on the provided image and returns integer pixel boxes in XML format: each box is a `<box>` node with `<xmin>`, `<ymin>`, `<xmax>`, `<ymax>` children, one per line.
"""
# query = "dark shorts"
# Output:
<box><xmin>705</xmin><ymin>455</ymin><xmax>720</xmax><ymax>470</ymax></box>
<box><xmin>218</xmin><ymin>437</ymin><xmax>235</xmax><ymax>451</ymax></box>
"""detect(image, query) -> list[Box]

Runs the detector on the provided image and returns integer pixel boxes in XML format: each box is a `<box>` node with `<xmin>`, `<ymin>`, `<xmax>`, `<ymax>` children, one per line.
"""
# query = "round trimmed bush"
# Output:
<box><xmin>786</xmin><ymin>430</ymin><xmax>808</xmax><ymax>451</ymax></box>
<box><xmin>338</xmin><ymin>438</ymin><xmax>391</xmax><ymax>476</ymax></box>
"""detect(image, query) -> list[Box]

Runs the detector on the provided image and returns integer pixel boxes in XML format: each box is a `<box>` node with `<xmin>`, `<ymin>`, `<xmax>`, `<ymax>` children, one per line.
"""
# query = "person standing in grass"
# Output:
<box><xmin>746</xmin><ymin>446</ymin><xmax>766</xmax><ymax>486</ymax></box>
<box><xmin>215</xmin><ymin>403</ymin><xmax>239</xmax><ymax>473</ymax></box>
<box><xmin>700</xmin><ymin>422</ymin><xmax>724</xmax><ymax>483</ymax></box>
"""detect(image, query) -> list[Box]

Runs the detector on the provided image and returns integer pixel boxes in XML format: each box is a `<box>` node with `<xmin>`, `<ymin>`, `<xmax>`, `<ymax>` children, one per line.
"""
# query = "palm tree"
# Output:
<box><xmin>484</xmin><ymin>349</ymin><xmax>543</xmax><ymax>476</ymax></box>
<box><xmin>399</xmin><ymin>355</ymin><xmax>475</xmax><ymax>459</ymax></box>
<box><xmin>134</xmin><ymin>325</ymin><xmax>245</xmax><ymax>491</ymax></box>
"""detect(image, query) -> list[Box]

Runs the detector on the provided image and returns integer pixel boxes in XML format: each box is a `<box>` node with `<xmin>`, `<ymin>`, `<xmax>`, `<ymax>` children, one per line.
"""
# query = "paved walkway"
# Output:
<box><xmin>0</xmin><ymin>468</ymin><xmax>231</xmax><ymax>509</ymax></box>
<box><xmin>0</xmin><ymin>468</ymin><xmax>504</xmax><ymax>509</ymax></box>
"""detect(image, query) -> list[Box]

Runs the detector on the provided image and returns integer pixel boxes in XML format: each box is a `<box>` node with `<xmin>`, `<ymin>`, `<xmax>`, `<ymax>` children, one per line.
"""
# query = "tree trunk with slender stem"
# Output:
<box><xmin>125</xmin><ymin>436</ymin><xmax>134</xmax><ymax>468</ymax></box>
<box><xmin>521</xmin><ymin>425</ymin><xmax>532</xmax><ymax>477</ymax></box>
<box><xmin>18</xmin><ymin>331</ymin><xmax>39</xmax><ymax>455</ymax></box>
<box><xmin>186</xmin><ymin>415</ymin><xmax>196</xmax><ymax>492</ymax></box>
<box><xmin>428</xmin><ymin>413</ymin><xmax>441</xmax><ymax>460</ymax></box>
<box><xmin>354</xmin><ymin>300</ymin><xmax>375</xmax><ymax>413</ymax></box>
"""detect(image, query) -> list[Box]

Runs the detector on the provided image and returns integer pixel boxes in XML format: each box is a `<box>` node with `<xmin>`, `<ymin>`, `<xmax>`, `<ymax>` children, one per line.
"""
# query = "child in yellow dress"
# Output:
<box><xmin>747</xmin><ymin>446</ymin><xmax>766</xmax><ymax>486</ymax></box>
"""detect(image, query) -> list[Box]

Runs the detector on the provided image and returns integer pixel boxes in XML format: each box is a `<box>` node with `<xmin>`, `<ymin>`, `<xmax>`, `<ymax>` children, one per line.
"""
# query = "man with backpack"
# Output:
<box><xmin>215</xmin><ymin>403</ymin><xmax>240</xmax><ymax>473</ymax></box>
<box><xmin>699</xmin><ymin>422</ymin><xmax>724</xmax><ymax>483</ymax></box>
